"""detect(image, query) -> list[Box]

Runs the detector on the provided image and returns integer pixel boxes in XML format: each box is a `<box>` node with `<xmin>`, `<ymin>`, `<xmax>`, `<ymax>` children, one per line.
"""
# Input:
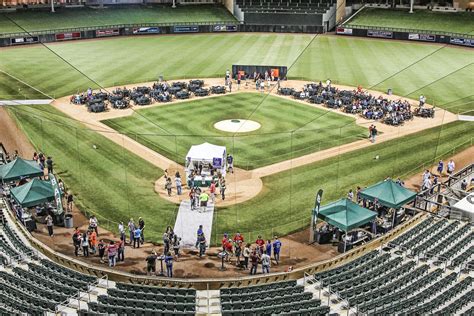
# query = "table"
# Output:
<box><xmin>190</xmin><ymin>176</ymin><xmax>217</xmax><ymax>188</ymax></box>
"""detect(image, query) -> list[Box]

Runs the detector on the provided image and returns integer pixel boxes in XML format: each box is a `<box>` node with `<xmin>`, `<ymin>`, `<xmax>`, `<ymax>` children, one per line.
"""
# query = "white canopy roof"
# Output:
<box><xmin>186</xmin><ymin>142</ymin><xmax>226</xmax><ymax>162</ymax></box>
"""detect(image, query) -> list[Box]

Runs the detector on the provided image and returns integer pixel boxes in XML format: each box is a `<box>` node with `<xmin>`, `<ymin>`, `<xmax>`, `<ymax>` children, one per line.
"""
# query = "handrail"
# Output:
<box><xmin>340</xmin><ymin>23</ymin><xmax>474</xmax><ymax>39</ymax></box>
<box><xmin>0</xmin><ymin>20</ymin><xmax>239</xmax><ymax>37</ymax></box>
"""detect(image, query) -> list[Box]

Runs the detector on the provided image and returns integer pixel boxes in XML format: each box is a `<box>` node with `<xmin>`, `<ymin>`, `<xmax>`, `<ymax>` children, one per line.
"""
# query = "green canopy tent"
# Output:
<box><xmin>10</xmin><ymin>178</ymin><xmax>55</xmax><ymax>208</ymax></box>
<box><xmin>360</xmin><ymin>180</ymin><xmax>417</xmax><ymax>209</ymax></box>
<box><xmin>317</xmin><ymin>198</ymin><xmax>377</xmax><ymax>253</ymax></box>
<box><xmin>0</xmin><ymin>158</ymin><xmax>43</xmax><ymax>182</ymax></box>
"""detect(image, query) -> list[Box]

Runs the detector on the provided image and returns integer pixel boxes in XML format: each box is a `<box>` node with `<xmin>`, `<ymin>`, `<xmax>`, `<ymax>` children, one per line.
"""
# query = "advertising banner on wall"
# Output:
<box><xmin>450</xmin><ymin>37</ymin><xmax>474</xmax><ymax>47</ymax></box>
<box><xmin>132</xmin><ymin>27</ymin><xmax>160</xmax><ymax>34</ymax></box>
<box><xmin>174</xmin><ymin>25</ymin><xmax>199</xmax><ymax>33</ymax></box>
<box><xmin>55</xmin><ymin>32</ymin><xmax>81</xmax><ymax>41</ymax></box>
<box><xmin>10</xmin><ymin>36</ymin><xmax>39</xmax><ymax>45</ymax></box>
<box><xmin>213</xmin><ymin>25</ymin><xmax>238</xmax><ymax>32</ymax></box>
<box><xmin>367</xmin><ymin>30</ymin><xmax>393</xmax><ymax>38</ymax></box>
<box><xmin>96</xmin><ymin>29</ymin><xmax>120</xmax><ymax>37</ymax></box>
<box><xmin>408</xmin><ymin>33</ymin><xmax>435</xmax><ymax>42</ymax></box>
<box><xmin>336</xmin><ymin>27</ymin><xmax>353</xmax><ymax>35</ymax></box>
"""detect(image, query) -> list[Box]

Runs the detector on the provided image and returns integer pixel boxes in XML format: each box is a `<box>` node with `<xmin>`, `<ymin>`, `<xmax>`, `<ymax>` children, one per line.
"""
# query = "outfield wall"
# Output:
<box><xmin>0</xmin><ymin>22</ymin><xmax>325</xmax><ymax>47</ymax></box>
<box><xmin>336</xmin><ymin>26</ymin><xmax>474</xmax><ymax>48</ymax></box>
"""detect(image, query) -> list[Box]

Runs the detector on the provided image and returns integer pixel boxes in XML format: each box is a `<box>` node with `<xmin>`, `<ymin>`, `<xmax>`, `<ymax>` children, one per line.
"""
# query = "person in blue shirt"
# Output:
<box><xmin>195</xmin><ymin>225</ymin><xmax>203</xmax><ymax>247</ymax></box>
<box><xmin>437</xmin><ymin>160</ymin><xmax>444</xmax><ymax>175</ymax></box>
<box><xmin>273</xmin><ymin>236</ymin><xmax>282</xmax><ymax>264</ymax></box>
<box><xmin>133</xmin><ymin>227</ymin><xmax>141</xmax><ymax>248</ymax></box>
<box><xmin>226</xmin><ymin>154</ymin><xmax>234</xmax><ymax>174</ymax></box>
<box><xmin>165</xmin><ymin>252</ymin><xmax>174</xmax><ymax>278</ymax></box>
<box><xmin>265</xmin><ymin>240</ymin><xmax>272</xmax><ymax>257</ymax></box>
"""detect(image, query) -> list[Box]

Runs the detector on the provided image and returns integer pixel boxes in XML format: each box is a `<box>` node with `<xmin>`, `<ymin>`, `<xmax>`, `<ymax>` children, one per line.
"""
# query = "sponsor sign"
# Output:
<box><xmin>408</xmin><ymin>33</ymin><xmax>435</xmax><ymax>42</ymax></box>
<box><xmin>336</xmin><ymin>27</ymin><xmax>353</xmax><ymax>35</ymax></box>
<box><xmin>367</xmin><ymin>30</ymin><xmax>393</xmax><ymax>39</ymax></box>
<box><xmin>174</xmin><ymin>25</ymin><xmax>199</xmax><ymax>33</ymax></box>
<box><xmin>10</xmin><ymin>36</ymin><xmax>39</xmax><ymax>45</ymax></box>
<box><xmin>212</xmin><ymin>157</ymin><xmax>222</xmax><ymax>168</ymax></box>
<box><xmin>213</xmin><ymin>25</ymin><xmax>237</xmax><ymax>32</ymax></box>
<box><xmin>96</xmin><ymin>29</ymin><xmax>119</xmax><ymax>37</ymax></box>
<box><xmin>132</xmin><ymin>27</ymin><xmax>160</xmax><ymax>34</ymax></box>
<box><xmin>450</xmin><ymin>37</ymin><xmax>474</xmax><ymax>47</ymax></box>
<box><xmin>55</xmin><ymin>32</ymin><xmax>81</xmax><ymax>41</ymax></box>
<box><xmin>49</xmin><ymin>174</ymin><xmax>64</xmax><ymax>215</ymax></box>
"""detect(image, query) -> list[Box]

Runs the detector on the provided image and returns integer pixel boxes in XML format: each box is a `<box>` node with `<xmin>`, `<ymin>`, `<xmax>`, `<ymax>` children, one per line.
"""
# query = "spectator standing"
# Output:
<box><xmin>243</xmin><ymin>243</ymin><xmax>251</xmax><ymax>269</ymax></box>
<box><xmin>46</xmin><ymin>156</ymin><xmax>53</xmax><ymax>174</ymax></box>
<box><xmin>166</xmin><ymin>177</ymin><xmax>172</xmax><ymax>196</ymax></box>
<box><xmin>98</xmin><ymin>240</ymin><xmax>106</xmax><ymax>263</ymax></box>
<box><xmin>89</xmin><ymin>230</ymin><xmax>97</xmax><ymax>254</ymax></box>
<box><xmin>67</xmin><ymin>193</ymin><xmax>74</xmax><ymax>212</ymax></box>
<box><xmin>165</xmin><ymin>252</ymin><xmax>174</xmax><ymax>277</ymax></box>
<box><xmin>198</xmin><ymin>233</ymin><xmax>206</xmax><ymax>257</ymax></box>
<box><xmin>261</xmin><ymin>252</ymin><xmax>271</xmax><ymax>274</ymax></box>
<box><xmin>347</xmin><ymin>189</ymin><xmax>354</xmax><ymax>201</ymax></box>
<box><xmin>224</xmin><ymin>239</ymin><xmax>234</xmax><ymax>263</ymax></box>
<box><xmin>163</xmin><ymin>231</ymin><xmax>170</xmax><ymax>254</ymax></box>
<box><xmin>175</xmin><ymin>176</ymin><xmax>182</xmax><ymax>195</ymax></box>
<box><xmin>250</xmin><ymin>250</ymin><xmax>258</xmax><ymax>275</ymax></box>
<box><xmin>133</xmin><ymin>226</ymin><xmax>142</xmax><ymax>248</ymax></box>
<box><xmin>172</xmin><ymin>235</ymin><xmax>181</xmax><ymax>261</ymax></box>
<box><xmin>196</xmin><ymin>225</ymin><xmax>203</xmax><ymax>247</ymax></box>
<box><xmin>209</xmin><ymin>181</ymin><xmax>216</xmax><ymax>204</ymax></box>
<box><xmin>146</xmin><ymin>250</ymin><xmax>158</xmax><ymax>276</ymax></box>
<box><xmin>81</xmin><ymin>233</ymin><xmax>89</xmax><ymax>257</ymax></box>
<box><xmin>255</xmin><ymin>236</ymin><xmax>265</xmax><ymax>254</ymax></box>
<box><xmin>89</xmin><ymin>215</ymin><xmax>99</xmax><ymax>236</ymax></box>
<box><xmin>117</xmin><ymin>238</ymin><xmax>125</xmax><ymax>262</ymax></box>
<box><xmin>461</xmin><ymin>179</ymin><xmax>468</xmax><ymax>191</ymax></box>
<box><xmin>107</xmin><ymin>241</ymin><xmax>117</xmax><ymax>267</ymax></box>
<box><xmin>220</xmin><ymin>178</ymin><xmax>226</xmax><ymax>200</ymax></box>
<box><xmin>273</xmin><ymin>237</ymin><xmax>282</xmax><ymax>264</ymax></box>
<box><xmin>356</xmin><ymin>186</ymin><xmax>362</xmax><ymax>203</ymax></box>
<box><xmin>233</xmin><ymin>233</ymin><xmax>244</xmax><ymax>247</ymax></box>
<box><xmin>72</xmin><ymin>227</ymin><xmax>81</xmax><ymax>256</ymax></box>
<box><xmin>128</xmin><ymin>218</ymin><xmax>135</xmax><ymax>244</ymax></box>
<box><xmin>437</xmin><ymin>160</ymin><xmax>444</xmax><ymax>175</ymax></box>
<box><xmin>45</xmin><ymin>214</ymin><xmax>54</xmax><ymax>237</ymax></box>
<box><xmin>234</xmin><ymin>242</ymin><xmax>242</xmax><ymax>267</ymax></box>
<box><xmin>118</xmin><ymin>222</ymin><xmax>125</xmax><ymax>242</ymax></box>
<box><xmin>265</xmin><ymin>240</ymin><xmax>272</xmax><ymax>257</ymax></box>
<box><xmin>199</xmin><ymin>190</ymin><xmax>209</xmax><ymax>212</ymax></box>
<box><xmin>370</xmin><ymin>125</ymin><xmax>378</xmax><ymax>143</ymax></box>
<box><xmin>138</xmin><ymin>217</ymin><xmax>145</xmax><ymax>244</ymax></box>
<box><xmin>227</xmin><ymin>154</ymin><xmax>234</xmax><ymax>173</ymax></box>
<box><xmin>447</xmin><ymin>160</ymin><xmax>455</xmax><ymax>176</ymax></box>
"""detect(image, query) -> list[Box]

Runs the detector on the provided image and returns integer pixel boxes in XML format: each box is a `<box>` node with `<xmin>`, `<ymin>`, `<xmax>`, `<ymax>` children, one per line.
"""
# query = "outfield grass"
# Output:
<box><xmin>102</xmin><ymin>93</ymin><xmax>366</xmax><ymax>169</ymax></box>
<box><xmin>345</xmin><ymin>8</ymin><xmax>474</xmax><ymax>34</ymax></box>
<box><xmin>7</xmin><ymin>105</ymin><xmax>177</xmax><ymax>240</ymax></box>
<box><xmin>0</xmin><ymin>34</ymin><xmax>472</xmax><ymax>113</ymax></box>
<box><xmin>0</xmin><ymin>5</ymin><xmax>235</xmax><ymax>35</ymax></box>
<box><xmin>213</xmin><ymin>120</ymin><xmax>474</xmax><ymax>243</ymax></box>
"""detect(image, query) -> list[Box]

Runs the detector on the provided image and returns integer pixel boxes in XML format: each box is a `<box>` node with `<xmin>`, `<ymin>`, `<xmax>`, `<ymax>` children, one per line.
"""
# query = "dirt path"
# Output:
<box><xmin>51</xmin><ymin>78</ymin><xmax>457</xmax><ymax>205</ymax></box>
<box><xmin>0</xmin><ymin>107</ymin><xmax>35</xmax><ymax>157</ymax></box>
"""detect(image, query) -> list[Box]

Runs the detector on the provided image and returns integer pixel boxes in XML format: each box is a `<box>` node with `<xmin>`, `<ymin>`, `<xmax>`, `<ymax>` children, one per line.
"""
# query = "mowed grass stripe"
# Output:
<box><xmin>213</xmin><ymin>121</ymin><xmax>474</xmax><ymax>240</ymax></box>
<box><xmin>103</xmin><ymin>93</ymin><xmax>365</xmax><ymax>169</ymax></box>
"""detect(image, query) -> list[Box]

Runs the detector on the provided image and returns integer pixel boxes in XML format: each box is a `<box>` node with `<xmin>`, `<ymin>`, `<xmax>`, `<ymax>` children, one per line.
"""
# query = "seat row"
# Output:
<box><xmin>314</xmin><ymin>250</ymin><xmax>378</xmax><ymax>281</ymax></box>
<box><xmin>221</xmin><ymin>298</ymin><xmax>324</xmax><ymax>316</ymax></box>
<box><xmin>97</xmin><ymin>295</ymin><xmax>195</xmax><ymax>313</ymax></box>
<box><xmin>427</xmin><ymin>223</ymin><xmax>470</xmax><ymax>258</ymax></box>
<box><xmin>221</xmin><ymin>280</ymin><xmax>296</xmax><ymax>295</ymax></box>
<box><xmin>390</xmin><ymin>216</ymin><xmax>434</xmax><ymax>247</ymax></box>
<box><xmin>221</xmin><ymin>284</ymin><xmax>304</xmax><ymax>303</ymax></box>
<box><xmin>411</xmin><ymin>221</ymin><xmax>459</xmax><ymax>256</ymax></box>
<box><xmin>108</xmin><ymin>287</ymin><xmax>195</xmax><ymax>304</ymax></box>
<box><xmin>40</xmin><ymin>258</ymin><xmax>96</xmax><ymax>284</ymax></box>
<box><xmin>221</xmin><ymin>291</ymin><xmax>312</xmax><ymax>310</ymax></box>
<box><xmin>403</xmin><ymin>219</ymin><xmax>448</xmax><ymax>250</ymax></box>
<box><xmin>88</xmin><ymin>301</ymin><xmax>194</xmax><ymax>316</ymax></box>
<box><xmin>116</xmin><ymin>282</ymin><xmax>196</xmax><ymax>297</ymax></box>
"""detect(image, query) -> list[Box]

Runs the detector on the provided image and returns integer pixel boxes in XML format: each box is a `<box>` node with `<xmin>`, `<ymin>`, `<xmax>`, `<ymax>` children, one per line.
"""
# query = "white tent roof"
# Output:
<box><xmin>186</xmin><ymin>142</ymin><xmax>226</xmax><ymax>161</ymax></box>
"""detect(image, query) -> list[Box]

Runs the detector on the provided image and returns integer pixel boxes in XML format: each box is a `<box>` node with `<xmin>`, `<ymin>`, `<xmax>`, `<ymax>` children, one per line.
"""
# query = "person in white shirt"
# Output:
<box><xmin>447</xmin><ymin>160</ymin><xmax>455</xmax><ymax>176</ymax></box>
<box><xmin>261</xmin><ymin>252</ymin><xmax>271</xmax><ymax>274</ymax></box>
<box><xmin>118</xmin><ymin>222</ymin><xmax>125</xmax><ymax>241</ymax></box>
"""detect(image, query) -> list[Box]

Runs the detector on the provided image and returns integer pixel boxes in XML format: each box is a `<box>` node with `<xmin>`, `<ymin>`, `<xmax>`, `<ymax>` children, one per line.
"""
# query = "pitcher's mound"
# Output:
<box><xmin>214</xmin><ymin>119</ymin><xmax>261</xmax><ymax>133</ymax></box>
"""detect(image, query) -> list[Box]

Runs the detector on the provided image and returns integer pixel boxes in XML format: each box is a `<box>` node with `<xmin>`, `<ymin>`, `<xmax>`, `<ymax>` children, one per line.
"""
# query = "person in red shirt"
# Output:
<box><xmin>255</xmin><ymin>236</ymin><xmax>265</xmax><ymax>255</ymax></box>
<box><xmin>209</xmin><ymin>181</ymin><xmax>216</xmax><ymax>204</ymax></box>
<box><xmin>221</xmin><ymin>233</ymin><xmax>229</xmax><ymax>250</ymax></box>
<box><xmin>233</xmin><ymin>233</ymin><xmax>244</xmax><ymax>245</ymax></box>
<box><xmin>224</xmin><ymin>239</ymin><xmax>234</xmax><ymax>263</ymax></box>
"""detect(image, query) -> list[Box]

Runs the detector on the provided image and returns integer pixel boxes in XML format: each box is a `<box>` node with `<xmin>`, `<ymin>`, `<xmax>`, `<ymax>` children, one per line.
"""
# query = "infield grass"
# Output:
<box><xmin>0</xmin><ymin>34</ymin><xmax>472</xmax><ymax>113</ymax></box>
<box><xmin>344</xmin><ymin>8</ymin><xmax>474</xmax><ymax>34</ymax></box>
<box><xmin>102</xmin><ymin>93</ymin><xmax>367</xmax><ymax>169</ymax></box>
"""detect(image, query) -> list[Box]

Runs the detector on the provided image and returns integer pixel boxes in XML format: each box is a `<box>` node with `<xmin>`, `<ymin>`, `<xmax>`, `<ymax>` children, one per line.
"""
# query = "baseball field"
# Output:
<box><xmin>2</xmin><ymin>32</ymin><xmax>474</xmax><ymax>243</ymax></box>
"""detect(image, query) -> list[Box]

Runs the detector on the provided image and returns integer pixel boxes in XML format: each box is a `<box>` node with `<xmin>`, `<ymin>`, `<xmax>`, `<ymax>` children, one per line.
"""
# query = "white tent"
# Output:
<box><xmin>185</xmin><ymin>143</ymin><xmax>227</xmax><ymax>181</ymax></box>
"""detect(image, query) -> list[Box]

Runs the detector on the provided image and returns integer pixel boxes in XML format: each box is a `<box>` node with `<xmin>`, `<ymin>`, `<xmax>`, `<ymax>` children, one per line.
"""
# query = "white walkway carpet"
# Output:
<box><xmin>173</xmin><ymin>200</ymin><xmax>214</xmax><ymax>248</ymax></box>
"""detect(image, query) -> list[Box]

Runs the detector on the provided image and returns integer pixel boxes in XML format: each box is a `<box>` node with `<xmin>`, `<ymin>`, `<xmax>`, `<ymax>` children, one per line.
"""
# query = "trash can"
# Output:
<box><xmin>64</xmin><ymin>214</ymin><xmax>74</xmax><ymax>228</ymax></box>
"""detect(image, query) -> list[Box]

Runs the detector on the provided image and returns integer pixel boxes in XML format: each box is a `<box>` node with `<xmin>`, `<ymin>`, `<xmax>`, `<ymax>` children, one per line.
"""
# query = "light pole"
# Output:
<box><xmin>51</xmin><ymin>0</ymin><xmax>55</xmax><ymax>13</ymax></box>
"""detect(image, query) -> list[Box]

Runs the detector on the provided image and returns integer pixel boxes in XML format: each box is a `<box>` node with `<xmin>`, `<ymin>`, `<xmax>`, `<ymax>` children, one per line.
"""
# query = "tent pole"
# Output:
<box><xmin>392</xmin><ymin>208</ymin><xmax>396</xmax><ymax>231</ymax></box>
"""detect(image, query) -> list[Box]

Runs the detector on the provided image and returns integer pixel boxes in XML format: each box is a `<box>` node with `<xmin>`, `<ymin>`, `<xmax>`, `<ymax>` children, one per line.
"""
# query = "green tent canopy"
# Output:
<box><xmin>0</xmin><ymin>158</ymin><xmax>43</xmax><ymax>182</ymax></box>
<box><xmin>317</xmin><ymin>198</ymin><xmax>377</xmax><ymax>232</ymax></box>
<box><xmin>360</xmin><ymin>180</ymin><xmax>417</xmax><ymax>209</ymax></box>
<box><xmin>10</xmin><ymin>178</ymin><xmax>55</xmax><ymax>208</ymax></box>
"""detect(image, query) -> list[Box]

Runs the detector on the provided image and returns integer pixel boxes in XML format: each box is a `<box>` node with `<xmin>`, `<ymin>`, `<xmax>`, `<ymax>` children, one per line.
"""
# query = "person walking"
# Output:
<box><xmin>165</xmin><ymin>252</ymin><xmax>174</xmax><ymax>277</ymax></box>
<box><xmin>66</xmin><ymin>193</ymin><xmax>74</xmax><ymax>212</ymax></box>
<box><xmin>189</xmin><ymin>188</ymin><xmax>196</xmax><ymax>210</ymax></box>
<box><xmin>447</xmin><ymin>160</ymin><xmax>455</xmax><ymax>176</ymax></box>
<box><xmin>45</xmin><ymin>214</ymin><xmax>54</xmax><ymax>237</ymax></box>
<box><xmin>166</xmin><ymin>177</ymin><xmax>172</xmax><ymax>196</ymax></box>
<box><xmin>81</xmin><ymin>232</ymin><xmax>89</xmax><ymax>257</ymax></box>
<box><xmin>146</xmin><ymin>250</ymin><xmax>158</xmax><ymax>276</ymax></box>
<box><xmin>127</xmin><ymin>218</ymin><xmax>135</xmax><ymax>245</ymax></box>
<box><xmin>175</xmin><ymin>176</ymin><xmax>182</xmax><ymax>195</ymax></box>
<box><xmin>209</xmin><ymin>181</ymin><xmax>216</xmax><ymax>204</ymax></box>
<box><xmin>138</xmin><ymin>217</ymin><xmax>145</xmax><ymax>244</ymax></box>
<box><xmin>273</xmin><ymin>236</ymin><xmax>282</xmax><ymax>264</ymax></box>
<box><xmin>46</xmin><ymin>156</ymin><xmax>54</xmax><ymax>175</ymax></box>
<box><xmin>199</xmin><ymin>190</ymin><xmax>209</xmax><ymax>213</ymax></box>
<box><xmin>370</xmin><ymin>125</ymin><xmax>378</xmax><ymax>143</ymax></box>
<box><xmin>250</xmin><ymin>250</ymin><xmax>258</xmax><ymax>275</ymax></box>
<box><xmin>261</xmin><ymin>251</ymin><xmax>271</xmax><ymax>274</ymax></box>
<box><xmin>265</xmin><ymin>240</ymin><xmax>272</xmax><ymax>257</ymax></box>
<box><xmin>89</xmin><ymin>215</ymin><xmax>99</xmax><ymax>236</ymax></box>
<box><xmin>437</xmin><ymin>160</ymin><xmax>444</xmax><ymax>175</ymax></box>
<box><xmin>133</xmin><ymin>226</ymin><xmax>142</xmax><ymax>248</ymax></box>
<box><xmin>196</xmin><ymin>225</ymin><xmax>203</xmax><ymax>247</ymax></box>
<box><xmin>227</xmin><ymin>154</ymin><xmax>234</xmax><ymax>174</ymax></box>
<box><xmin>107</xmin><ymin>241</ymin><xmax>117</xmax><ymax>267</ymax></box>
<box><xmin>347</xmin><ymin>189</ymin><xmax>354</xmax><ymax>201</ymax></box>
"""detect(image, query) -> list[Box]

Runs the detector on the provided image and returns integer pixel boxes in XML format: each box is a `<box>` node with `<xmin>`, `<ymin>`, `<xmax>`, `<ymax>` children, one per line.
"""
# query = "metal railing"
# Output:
<box><xmin>0</xmin><ymin>20</ymin><xmax>239</xmax><ymax>38</ymax></box>
<box><xmin>340</xmin><ymin>23</ymin><xmax>474</xmax><ymax>39</ymax></box>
